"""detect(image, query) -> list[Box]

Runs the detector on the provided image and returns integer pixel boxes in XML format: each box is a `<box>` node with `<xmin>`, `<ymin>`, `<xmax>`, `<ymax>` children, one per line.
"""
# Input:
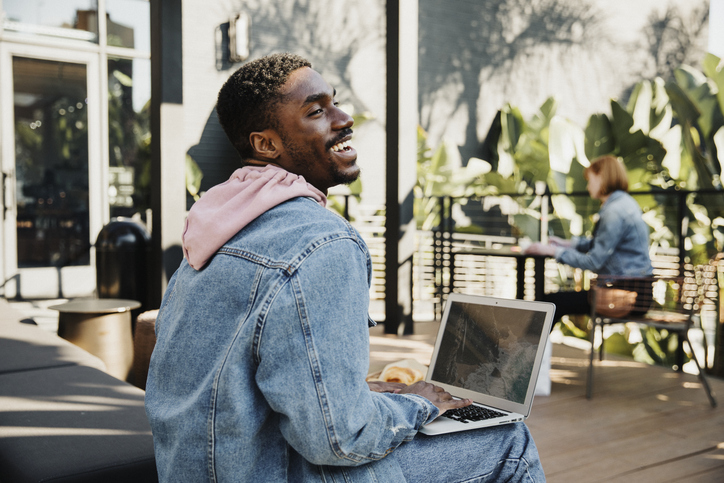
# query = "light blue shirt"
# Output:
<box><xmin>555</xmin><ymin>190</ymin><xmax>653</xmax><ymax>276</ymax></box>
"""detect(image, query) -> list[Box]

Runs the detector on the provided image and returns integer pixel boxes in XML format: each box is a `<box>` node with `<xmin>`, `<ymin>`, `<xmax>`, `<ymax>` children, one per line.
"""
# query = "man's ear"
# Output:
<box><xmin>249</xmin><ymin>130</ymin><xmax>282</xmax><ymax>161</ymax></box>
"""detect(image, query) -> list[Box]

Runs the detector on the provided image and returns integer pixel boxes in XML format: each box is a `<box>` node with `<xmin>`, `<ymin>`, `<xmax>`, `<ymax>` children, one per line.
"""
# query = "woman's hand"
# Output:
<box><xmin>523</xmin><ymin>242</ymin><xmax>557</xmax><ymax>257</ymax></box>
<box><xmin>548</xmin><ymin>236</ymin><xmax>572</xmax><ymax>248</ymax></box>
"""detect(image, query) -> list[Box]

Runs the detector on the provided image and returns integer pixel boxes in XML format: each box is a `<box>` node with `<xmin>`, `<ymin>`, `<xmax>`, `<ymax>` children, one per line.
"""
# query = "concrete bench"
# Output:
<box><xmin>0</xmin><ymin>299</ymin><xmax>157</xmax><ymax>482</ymax></box>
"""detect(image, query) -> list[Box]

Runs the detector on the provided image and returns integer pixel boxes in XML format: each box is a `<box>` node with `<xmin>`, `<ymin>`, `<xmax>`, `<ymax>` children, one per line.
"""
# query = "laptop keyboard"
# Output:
<box><xmin>443</xmin><ymin>404</ymin><xmax>506</xmax><ymax>423</ymax></box>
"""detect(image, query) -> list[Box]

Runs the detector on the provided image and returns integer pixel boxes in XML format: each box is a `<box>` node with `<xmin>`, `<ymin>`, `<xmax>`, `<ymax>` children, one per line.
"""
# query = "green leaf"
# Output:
<box><xmin>527</xmin><ymin>97</ymin><xmax>557</xmax><ymax>134</ymax></box>
<box><xmin>659</xmin><ymin>124</ymin><xmax>682</xmax><ymax>180</ymax></box>
<box><xmin>665</xmin><ymin>80</ymin><xmax>701</xmax><ymax>123</ymax></box>
<box><xmin>649</xmin><ymin>78</ymin><xmax>674</xmax><ymax>140</ymax></box>
<box><xmin>498</xmin><ymin>105</ymin><xmax>524</xmax><ymax>178</ymax></box>
<box><xmin>584</xmin><ymin>113</ymin><xmax>615</xmax><ymax>159</ymax></box>
<box><xmin>500</xmin><ymin>104</ymin><xmax>524</xmax><ymax>149</ymax></box>
<box><xmin>568</xmin><ymin>157</ymin><xmax>589</xmax><ymax>193</ymax></box>
<box><xmin>673</xmin><ymin>64</ymin><xmax>722</xmax><ymax>139</ymax></box>
<box><xmin>603</xmin><ymin>332</ymin><xmax>634</xmax><ymax>358</ymax></box>
<box><xmin>186</xmin><ymin>154</ymin><xmax>203</xmax><ymax>200</ymax></box>
<box><xmin>617</xmin><ymin>129</ymin><xmax>650</xmax><ymax>159</ymax></box>
<box><xmin>112</xmin><ymin>70</ymin><xmax>133</xmax><ymax>87</ymax></box>
<box><xmin>610</xmin><ymin>100</ymin><xmax>634</xmax><ymax>140</ymax></box>
<box><xmin>702</xmin><ymin>53</ymin><xmax>724</xmax><ymax>118</ymax></box>
<box><xmin>479</xmin><ymin>111</ymin><xmax>502</xmax><ymax>172</ymax></box>
<box><xmin>610</xmin><ymin>100</ymin><xmax>669</xmax><ymax>170</ymax></box>
<box><xmin>481</xmin><ymin>171</ymin><xmax>518</xmax><ymax>194</ymax></box>
<box><xmin>549</xmin><ymin>116</ymin><xmax>586</xmax><ymax>174</ymax></box>
<box><xmin>681</xmin><ymin>123</ymin><xmax>719</xmax><ymax>190</ymax></box>
<box><xmin>713</xmin><ymin>127</ymin><xmax>724</xmax><ymax>175</ymax></box>
<box><xmin>628</xmin><ymin>80</ymin><xmax>652</xmax><ymax>134</ymax></box>
<box><xmin>352</xmin><ymin>111</ymin><xmax>374</xmax><ymax>128</ymax></box>
<box><xmin>347</xmin><ymin>177</ymin><xmax>363</xmax><ymax>196</ymax></box>
<box><xmin>511</xmin><ymin>212</ymin><xmax>541</xmax><ymax>240</ymax></box>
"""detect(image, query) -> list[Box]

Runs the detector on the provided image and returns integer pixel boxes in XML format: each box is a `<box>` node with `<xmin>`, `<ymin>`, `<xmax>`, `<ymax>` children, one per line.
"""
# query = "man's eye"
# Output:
<box><xmin>310</xmin><ymin>109</ymin><xmax>323</xmax><ymax>116</ymax></box>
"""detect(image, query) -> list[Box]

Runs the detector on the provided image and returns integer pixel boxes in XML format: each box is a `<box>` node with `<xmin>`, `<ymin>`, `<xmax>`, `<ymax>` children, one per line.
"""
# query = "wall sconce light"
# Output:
<box><xmin>229</xmin><ymin>12</ymin><xmax>251</xmax><ymax>63</ymax></box>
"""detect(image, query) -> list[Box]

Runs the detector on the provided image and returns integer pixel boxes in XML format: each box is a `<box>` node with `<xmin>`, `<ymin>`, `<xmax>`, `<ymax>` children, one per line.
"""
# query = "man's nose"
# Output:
<box><xmin>332</xmin><ymin>106</ymin><xmax>354</xmax><ymax>129</ymax></box>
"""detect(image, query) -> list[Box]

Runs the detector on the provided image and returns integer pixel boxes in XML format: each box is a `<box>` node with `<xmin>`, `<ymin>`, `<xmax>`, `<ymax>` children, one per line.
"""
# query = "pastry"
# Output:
<box><xmin>379</xmin><ymin>366</ymin><xmax>423</xmax><ymax>385</ymax></box>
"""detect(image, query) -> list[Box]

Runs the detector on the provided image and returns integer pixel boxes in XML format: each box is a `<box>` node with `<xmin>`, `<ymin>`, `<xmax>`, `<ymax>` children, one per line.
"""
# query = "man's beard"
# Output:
<box><xmin>281</xmin><ymin>134</ymin><xmax>360</xmax><ymax>186</ymax></box>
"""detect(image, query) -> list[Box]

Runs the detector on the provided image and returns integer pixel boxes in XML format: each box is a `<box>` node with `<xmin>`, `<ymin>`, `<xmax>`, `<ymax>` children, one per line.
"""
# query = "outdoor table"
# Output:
<box><xmin>49</xmin><ymin>298</ymin><xmax>141</xmax><ymax>380</ymax></box>
<box><xmin>450</xmin><ymin>246</ymin><xmax>549</xmax><ymax>300</ymax></box>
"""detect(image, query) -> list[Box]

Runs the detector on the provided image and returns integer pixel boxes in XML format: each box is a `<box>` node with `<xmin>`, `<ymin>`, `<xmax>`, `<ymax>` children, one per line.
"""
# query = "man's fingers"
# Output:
<box><xmin>447</xmin><ymin>397</ymin><xmax>472</xmax><ymax>408</ymax></box>
<box><xmin>397</xmin><ymin>382</ymin><xmax>475</xmax><ymax>413</ymax></box>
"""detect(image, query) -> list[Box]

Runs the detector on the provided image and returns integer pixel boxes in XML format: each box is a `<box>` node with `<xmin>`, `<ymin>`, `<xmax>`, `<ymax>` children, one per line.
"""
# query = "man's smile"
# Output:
<box><xmin>331</xmin><ymin>140</ymin><xmax>353</xmax><ymax>152</ymax></box>
<box><xmin>328</xmin><ymin>131</ymin><xmax>357</xmax><ymax>161</ymax></box>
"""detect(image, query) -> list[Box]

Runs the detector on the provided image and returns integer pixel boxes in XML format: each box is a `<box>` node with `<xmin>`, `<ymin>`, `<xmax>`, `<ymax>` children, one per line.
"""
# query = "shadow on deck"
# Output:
<box><xmin>369</xmin><ymin>321</ymin><xmax>724</xmax><ymax>483</ymax></box>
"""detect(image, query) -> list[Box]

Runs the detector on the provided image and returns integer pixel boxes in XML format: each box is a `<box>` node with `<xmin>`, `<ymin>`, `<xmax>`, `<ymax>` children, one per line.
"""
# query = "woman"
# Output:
<box><xmin>524</xmin><ymin>155</ymin><xmax>653</xmax><ymax>322</ymax></box>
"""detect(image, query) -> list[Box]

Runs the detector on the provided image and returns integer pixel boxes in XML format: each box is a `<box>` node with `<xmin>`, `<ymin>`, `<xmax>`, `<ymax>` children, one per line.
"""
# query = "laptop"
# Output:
<box><xmin>419</xmin><ymin>293</ymin><xmax>555</xmax><ymax>435</ymax></box>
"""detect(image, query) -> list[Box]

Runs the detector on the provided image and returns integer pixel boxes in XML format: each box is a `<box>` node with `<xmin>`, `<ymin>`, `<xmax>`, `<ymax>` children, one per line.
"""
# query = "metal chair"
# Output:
<box><xmin>586</xmin><ymin>260</ymin><xmax>718</xmax><ymax>408</ymax></box>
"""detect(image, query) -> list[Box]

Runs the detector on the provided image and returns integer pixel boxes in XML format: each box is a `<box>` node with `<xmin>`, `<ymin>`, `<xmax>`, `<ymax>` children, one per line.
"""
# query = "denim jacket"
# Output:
<box><xmin>145</xmin><ymin>196</ymin><xmax>439</xmax><ymax>482</ymax></box>
<box><xmin>555</xmin><ymin>190</ymin><xmax>653</xmax><ymax>276</ymax></box>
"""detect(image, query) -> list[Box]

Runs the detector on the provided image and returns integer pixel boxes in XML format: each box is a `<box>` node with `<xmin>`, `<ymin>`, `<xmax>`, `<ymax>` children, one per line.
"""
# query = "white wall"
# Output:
<box><xmin>182</xmin><ymin>0</ymin><xmax>388</xmax><ymax>206</ymax></box>
<box><xmin>419</xmin><ymin>0</ymin><xmax>711</xmax><ymax>169</ymax></box>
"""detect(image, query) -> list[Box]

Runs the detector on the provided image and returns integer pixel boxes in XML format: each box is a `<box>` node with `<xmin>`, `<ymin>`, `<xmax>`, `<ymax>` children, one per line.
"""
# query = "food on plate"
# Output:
<box><xmin>379</xmin><ymin>366</ymin><xmax>423</xmax><ymax>385</ymax></box>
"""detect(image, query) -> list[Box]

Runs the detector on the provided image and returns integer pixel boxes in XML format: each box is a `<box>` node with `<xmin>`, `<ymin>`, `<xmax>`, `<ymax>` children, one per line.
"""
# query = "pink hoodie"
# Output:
<box><xmin>182</xmin><ymin>164</ymin><xmax>327</xmax><ymax>269</ymax></box>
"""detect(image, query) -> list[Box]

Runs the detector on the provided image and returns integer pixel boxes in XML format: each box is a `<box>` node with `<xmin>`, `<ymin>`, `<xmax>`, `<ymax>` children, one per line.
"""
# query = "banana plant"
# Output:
<box><xmin>414</xmin><ymin>126</ymin><xmax>491</xmax><ymax>231</ymax></box>
<box><xmin>482</xmin><ymin>98</ymin><xmax>556</xmax><ymax>192</ymax></box>
<box><xmin>665</xmin><ymin>55</ymin><xmax>724</xmax><ymax>260</ymax></box>
<box><xmin>422</xmin><ymin>54</ymin><xmax>724</xmax><ymax>256</ymax></box>
<box><xmin>425</xmin><ymin>53</ymin><xmax>724</xmax><ymax>372</ymax></box>
<box><xmin>470</xmin><ymin>98</ymin><xmax>558</xmax><ymax>240</ymax></box>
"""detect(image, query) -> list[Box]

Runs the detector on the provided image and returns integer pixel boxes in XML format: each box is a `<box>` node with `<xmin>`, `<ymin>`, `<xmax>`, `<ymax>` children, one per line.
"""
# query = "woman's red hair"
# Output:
<box><xmin>584</xmin><ymin>155</ymin><xmax>628</xmax><ymax>195</ymax></box>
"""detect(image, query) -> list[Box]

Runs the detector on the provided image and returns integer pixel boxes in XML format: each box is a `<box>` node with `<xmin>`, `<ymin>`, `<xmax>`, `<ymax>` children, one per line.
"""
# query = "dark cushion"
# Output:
<box><xmin>0</xmin><ymin>365</ymin><xmax>157</xmax><ymax>482</ymax></box>
<box><xmin>0</xmin><ymin>315</ymin><xmax>106</xmax><ymax>374</ymax></box>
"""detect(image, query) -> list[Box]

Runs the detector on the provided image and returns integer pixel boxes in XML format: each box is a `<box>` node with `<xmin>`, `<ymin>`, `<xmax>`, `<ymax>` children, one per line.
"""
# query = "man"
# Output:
<box><xmin>145</xmin><ymin>53</ymin><xmax>545</xmax><ymax>482</ymax></box>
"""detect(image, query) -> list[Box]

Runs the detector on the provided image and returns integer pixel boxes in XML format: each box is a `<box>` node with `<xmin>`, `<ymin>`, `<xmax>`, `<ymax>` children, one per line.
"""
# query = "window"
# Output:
<box><xmin>108</xmin><ymin>57</ymin><xmax>151</xmax><ymax>218</ymax></box>
<box><xmin>105</xmin><ymin>0</ymin><xmax>150</xmax><ymax>52</ymax></box>
<box><xmin>3</xmin><ymin>0</ymin><xmax>98</xmax><ymax>42</ymax></box>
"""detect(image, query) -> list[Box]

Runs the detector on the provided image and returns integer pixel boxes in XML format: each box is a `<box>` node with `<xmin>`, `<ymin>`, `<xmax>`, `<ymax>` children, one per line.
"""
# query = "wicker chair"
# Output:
<box><xmin>131</xmin><ymin>309</ymin><xmax>159</xmax><ymax>390</ymax></box>
<box><xmin>586</xmin><ymin>259</ymin><xmax>718</xmax><ymax>408</ymax></box>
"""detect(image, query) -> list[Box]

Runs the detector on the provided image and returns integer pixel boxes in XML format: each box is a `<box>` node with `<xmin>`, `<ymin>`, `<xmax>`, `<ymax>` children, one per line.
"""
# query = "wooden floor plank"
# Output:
<box><xmin>530</xmin><ymin>346</ymin><xmax>723</xmax><ymax>482</ymax></box>
<box><xmin>606</xmin><ymin>446</ymin><xmax>724</xmax><ymax>483</ymax></box>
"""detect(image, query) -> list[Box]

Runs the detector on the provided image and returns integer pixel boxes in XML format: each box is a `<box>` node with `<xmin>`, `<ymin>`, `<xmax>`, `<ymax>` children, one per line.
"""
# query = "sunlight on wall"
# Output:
<box><xmin>710</xmin><ymin>0</ymin><xmax>724</xmax><ymax>57</ymax></box>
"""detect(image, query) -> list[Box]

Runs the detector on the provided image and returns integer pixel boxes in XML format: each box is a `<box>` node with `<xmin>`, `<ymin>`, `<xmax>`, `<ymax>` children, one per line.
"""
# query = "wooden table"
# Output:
<box><xmin>451</xmin><ymin>247</ymin><xmax>549</xmax><ymax>300</ymax></box>
<box><xmin>49</xmin><ymin>299</ymin><xmax>141</xmax><ymax>380</ymax></box>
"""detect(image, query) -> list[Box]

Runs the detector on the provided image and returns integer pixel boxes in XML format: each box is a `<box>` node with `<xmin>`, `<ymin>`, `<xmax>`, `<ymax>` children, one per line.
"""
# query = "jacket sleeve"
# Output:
<box><xmin>556</xmin><ymin>209</ymin><xmax>624</xmax><ymax>272</ymax></box>
<box><xmin>572</xmin><ymin>235</ymin><xmax>593</xmax><ymax>253</ymax></box>
<box><xmin>255</xmin><ymin>237</ymin><xmax>438</xmax><ymax>467</ymax></box>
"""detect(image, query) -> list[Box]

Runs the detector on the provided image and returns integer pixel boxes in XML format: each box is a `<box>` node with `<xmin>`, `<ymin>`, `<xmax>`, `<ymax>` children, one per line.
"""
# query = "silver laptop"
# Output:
<box><xmin>420</xmin><ymin>293</ymin><xmax>555</xmax><ymax>435</ymax></box>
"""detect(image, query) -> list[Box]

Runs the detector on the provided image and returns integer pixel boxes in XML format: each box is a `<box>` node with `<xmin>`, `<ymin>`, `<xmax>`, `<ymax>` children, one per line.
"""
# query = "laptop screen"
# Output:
<box><xmin>429</xmin><ymin>299</ymin><xmax>547</xmax><ymax>404</ymax></box>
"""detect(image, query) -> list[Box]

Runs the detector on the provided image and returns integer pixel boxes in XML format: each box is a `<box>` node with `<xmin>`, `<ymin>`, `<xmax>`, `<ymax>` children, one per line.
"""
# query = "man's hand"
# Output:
<box><xmin>367</xmin><ymin>381</ymin><xmax>406</xmax><ymax>393</ymax></box>
<box><xmin>397</xmin><ymin>381</ymin><xmax>472</xmax><ymax>416</ymax></box>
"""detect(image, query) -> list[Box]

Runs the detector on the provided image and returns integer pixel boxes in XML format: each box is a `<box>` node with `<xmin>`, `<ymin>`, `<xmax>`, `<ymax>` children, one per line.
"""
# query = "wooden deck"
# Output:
<box><xmin>369</xmin><ymin>321</ymin><xmax>724</xmax><ymax>483</ymax></box>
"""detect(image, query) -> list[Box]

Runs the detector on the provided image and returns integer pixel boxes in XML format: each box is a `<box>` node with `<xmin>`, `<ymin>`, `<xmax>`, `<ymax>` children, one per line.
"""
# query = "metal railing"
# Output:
<box><xmin>331</xmin><ymin>188</ymin><xmax>722</xmax><ymax>321</ymax></box>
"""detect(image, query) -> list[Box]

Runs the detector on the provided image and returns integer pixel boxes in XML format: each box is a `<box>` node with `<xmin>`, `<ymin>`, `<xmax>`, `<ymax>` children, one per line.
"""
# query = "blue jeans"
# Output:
<box><xmin>392</xmin><ymin>423</ymin><xmax>545</xmax><ymax>482</ymax></box>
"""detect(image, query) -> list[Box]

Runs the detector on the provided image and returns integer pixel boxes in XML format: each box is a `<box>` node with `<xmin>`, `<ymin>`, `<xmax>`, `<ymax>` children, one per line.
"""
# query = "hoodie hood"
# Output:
<box><xmin>182</xmin><ymin>164</ymin><xmax>327</xmax><ymax>269</ymax></box>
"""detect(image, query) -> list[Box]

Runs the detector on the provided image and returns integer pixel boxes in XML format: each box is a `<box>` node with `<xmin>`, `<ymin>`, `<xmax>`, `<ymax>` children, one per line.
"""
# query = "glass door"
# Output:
<box><xmin>1</xmin><ymin>45</ymin><xmax>101</xmax><ymax>298</ymax></box>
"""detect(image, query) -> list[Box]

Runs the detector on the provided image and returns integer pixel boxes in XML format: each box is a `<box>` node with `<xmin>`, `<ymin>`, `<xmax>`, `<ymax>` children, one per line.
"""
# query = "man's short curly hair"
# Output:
<box><xmin>216</xmin><ymin>53</ymin><xmax>312</xmax><ymax>161</ymax></box>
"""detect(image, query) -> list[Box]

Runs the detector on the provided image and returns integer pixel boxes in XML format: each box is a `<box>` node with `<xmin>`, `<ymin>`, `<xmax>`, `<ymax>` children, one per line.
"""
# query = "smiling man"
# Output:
<box><xmin>145</xmin><ymin>53</ymin><xmax>545</xmax><ymax>482</ymax></box>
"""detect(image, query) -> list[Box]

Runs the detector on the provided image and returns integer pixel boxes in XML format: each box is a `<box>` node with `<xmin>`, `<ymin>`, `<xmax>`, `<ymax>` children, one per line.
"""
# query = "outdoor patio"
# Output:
<box><xmin>370</xmin><ymin>320</ymin><xmax>724</xmax><ymax>483</ymax></box>
<box><xmin>5</xmin><ymin>297</ymin><xmax>724</xmax><ymax>481</ymax></box>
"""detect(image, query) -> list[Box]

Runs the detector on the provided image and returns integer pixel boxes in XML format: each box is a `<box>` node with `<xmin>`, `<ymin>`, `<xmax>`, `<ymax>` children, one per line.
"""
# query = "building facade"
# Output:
<box><xmin>0</xmin><ymin>0</ymin><xmax>714</xmax><ymax>303</ymax></box>
<box><xmin>0</xmin><ymin>0</ymin><xmax>151</xmax><ymax>299</ymax></box>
